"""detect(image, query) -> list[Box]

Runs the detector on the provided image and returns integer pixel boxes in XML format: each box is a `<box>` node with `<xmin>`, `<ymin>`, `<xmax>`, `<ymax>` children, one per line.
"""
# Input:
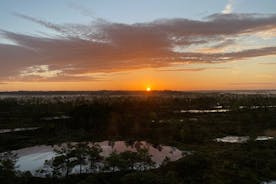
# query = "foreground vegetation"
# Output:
<box><xmin>0</xmin><ymin>91</ymin><xmax>276</xmax><ymax>183</ymax></box>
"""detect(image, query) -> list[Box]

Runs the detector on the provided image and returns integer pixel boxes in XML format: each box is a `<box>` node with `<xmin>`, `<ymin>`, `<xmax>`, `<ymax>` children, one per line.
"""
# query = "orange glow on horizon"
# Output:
<box><xmin>1</xmin><ymin>57</ymin><xmax>276</xmax><ymax>91</ymax></box>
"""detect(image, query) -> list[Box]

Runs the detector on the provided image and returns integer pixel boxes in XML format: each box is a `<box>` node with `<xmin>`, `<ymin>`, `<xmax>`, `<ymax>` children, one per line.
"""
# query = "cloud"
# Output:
<box><xmin>259</xmin><ymin>62</ymin><xmax>276</xmax><ymax>65</ymax></box>
<box><xmin>20</xmin><ymin>65</ymin><xmax>63</xmax><ymax>78</ymax></box>
<box><xmin>67</xmin><ymin>1</ymin><xmax>96</xmax><ymax>18</ymax></box>
<box><xmin>230</xmin><ymin>82</ymin><xmax>276</xmax><ymax>86</ymax></box>
<box><xmin>13</xmin><ymin>13</ymin><xmax>66</xmax><ymax>34</ymax></box>
<box><xmin>0</xmin><ymin>13</ymin><xmax>276</xmax><ymax>82</ymax></box>
<box><xmin>222</xmin><ymin>0</ymin><xmax>234</xmax><ymax>14</ymax></box>
<box><xmin>159</xmin><ymin>68</ymin><xmax>206</xmax><ymax>72</ymax></box>
<box><xmin>158</xmin><ymin>66</ymin><xmax>229</xmax><ymax>72</ymax></box>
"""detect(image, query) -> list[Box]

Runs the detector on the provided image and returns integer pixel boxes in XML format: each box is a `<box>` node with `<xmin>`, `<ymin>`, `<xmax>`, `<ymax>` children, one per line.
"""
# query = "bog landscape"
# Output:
<box><xmin>0</xmin><ymin>0</ymin><xmax>276</xmax><ymax>183</ymax></box>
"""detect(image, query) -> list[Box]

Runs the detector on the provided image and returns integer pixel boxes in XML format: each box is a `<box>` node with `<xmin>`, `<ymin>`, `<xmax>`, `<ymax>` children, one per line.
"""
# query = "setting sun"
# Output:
<box><xmin>146</xmin><ymin>87</ymin><xmax>151</xmax><ymax>92</ymax></box>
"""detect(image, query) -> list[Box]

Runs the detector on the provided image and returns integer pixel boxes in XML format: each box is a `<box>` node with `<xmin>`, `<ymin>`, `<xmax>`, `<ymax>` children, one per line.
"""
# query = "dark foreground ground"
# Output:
<box><xmin>0</xmin><ymin>90</ymin><xmax>276</xmax><ymax>184</ymax></box>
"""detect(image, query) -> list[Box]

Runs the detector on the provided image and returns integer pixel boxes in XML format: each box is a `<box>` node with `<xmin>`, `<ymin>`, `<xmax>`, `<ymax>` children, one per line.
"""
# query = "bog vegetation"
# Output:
<box><xmin>0</xmin><ymin>91</ymin><xmax>276</xmax><ymax>183</ymax></box>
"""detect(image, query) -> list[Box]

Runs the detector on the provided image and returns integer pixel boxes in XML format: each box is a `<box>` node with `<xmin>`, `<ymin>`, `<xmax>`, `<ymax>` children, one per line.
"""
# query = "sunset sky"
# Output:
<box><xmin>0</xmin><ymin>0</ymin><xmax>276</xmax><ymax>91</ymax></box>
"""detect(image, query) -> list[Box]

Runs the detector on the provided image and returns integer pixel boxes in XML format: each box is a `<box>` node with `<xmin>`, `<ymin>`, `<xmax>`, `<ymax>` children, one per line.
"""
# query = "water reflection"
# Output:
<box><xmin>262</xmin><ymin>181</ymin><xmax>276</xmax><ymax>184</ymax></box>
<box><xmin>13</xmin><ymin>141</ymin><xmax>183</xmax><ymax>175</ymax></box>
<box><xmin>180</xmin><ymin>109</ymin><xmax>230</xmax><ymax>113</ymax></box>
<box><xmin>215</xmin><ymin>136</ymin><xmax>275</xmax><ymax>143</ymax></box>
<box><xmin>215</xmin><ymin>136</ymin><xmax>249</xmax><ymax>143</ymax></box>
<box><xmin>177</xmin><ymin>105</ymin><xmax>276</xmax><ymax>114</ymax></box>
<box><xmin>0</xmin><ymin>127</ymin><xmax>40</xmax><ymax>134</ymax></box>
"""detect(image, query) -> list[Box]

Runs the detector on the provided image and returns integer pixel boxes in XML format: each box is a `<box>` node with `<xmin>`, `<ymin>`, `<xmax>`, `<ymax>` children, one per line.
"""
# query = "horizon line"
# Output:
<box><xmin>0</xmin><ymin>89</ymin><xmax>276</xmax><ymax>93</ymax></box>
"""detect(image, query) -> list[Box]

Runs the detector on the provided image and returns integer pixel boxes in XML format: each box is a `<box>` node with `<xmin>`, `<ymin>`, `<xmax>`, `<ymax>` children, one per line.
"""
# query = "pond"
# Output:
<box><xmin>0</xmin><ymin>127</ymin><xmax>40</xmax><ymax>134</ymax></box>
<box><xmin>177</xmin><ymin>105</ymin><xmax>276</xmax><ymax>114</ymax></box>
<box><xmin>12</xmin><ymin>141</ymin><xmax>184</xmax><ymax>176</ymax></box>
<box><xmin>215</xmin><ymin>136</ymin><xmax>249</xmax><ymax>143</ymax></box>
<box><xmin>262</xmin><ymin>181</ymin><xmax>276</xmax><ymax>184</ymax></box>
<box><xmin>215</xmin><ymin>136</ymin><xmax>274</xmax><ymax>143</ymax></box>
<box><xmin>179</xmin><ymin>109</ymin><xmax>230</xmax><ymax>113</ymax></box>
<box><xmin>41</xmin><ymin>115</ymin><xmax>71</xmax><ymax>121</ymax></box>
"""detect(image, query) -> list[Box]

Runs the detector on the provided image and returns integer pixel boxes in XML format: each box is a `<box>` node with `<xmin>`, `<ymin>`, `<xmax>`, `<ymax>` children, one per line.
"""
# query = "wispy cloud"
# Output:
<box><xmin>259</xmin><ymin>62</ymin><xmax>276</xmax><ymax>65</ymax></box>
<box><xmin>0</xmin><ymin>13</ymin><xmax>276</xmax><ymax>82</ymax></box>
<box><xmin>222</xmin><ymin>0</ymin><xmax>234</xmax><ymax>14</ymax></box>
<box><xmin>230</xmin><ymin>82</ymin><xmax>276</xmax><ymax>86</ymax></box>
<box><xmin>159</xmin><ymin>68</ymin><xmax>206</xmax><ymax>72</ymax></box>
<box><xmin>158</xmin><ymin>66</ymin><xmax>229</xmax><ymax>72</ymax></box>
<box><xmin>67</xmin><ymin>1</ymin><xmax>96</xmax><ymax>18</ymax></box>
<box><xmin>13</xmin><ymin>13</ymin><xmax>66</xmax><ymax>34</ymax></box>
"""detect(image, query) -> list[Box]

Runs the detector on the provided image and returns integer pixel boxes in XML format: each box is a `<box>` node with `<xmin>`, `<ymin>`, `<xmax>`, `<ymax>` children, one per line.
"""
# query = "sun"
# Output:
<box><xmin>146</xmin><ymin>87</ymin><xmax>151</xmax><ymax>92</ymax></box>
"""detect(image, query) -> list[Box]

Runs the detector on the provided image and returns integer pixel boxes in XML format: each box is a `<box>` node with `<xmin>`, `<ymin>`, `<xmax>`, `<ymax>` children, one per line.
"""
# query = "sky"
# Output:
<box><xmin>0</xmin><ymin>0</ymin><xmax>276</xmax><ymax>91</ymax></box>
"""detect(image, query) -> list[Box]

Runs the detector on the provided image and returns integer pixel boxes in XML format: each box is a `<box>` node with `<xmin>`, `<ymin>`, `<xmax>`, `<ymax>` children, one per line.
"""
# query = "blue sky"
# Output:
<box><xmin>1</xmin><ymin>0</ymin><xmax>276</xmax><ymax>34</ymax></box>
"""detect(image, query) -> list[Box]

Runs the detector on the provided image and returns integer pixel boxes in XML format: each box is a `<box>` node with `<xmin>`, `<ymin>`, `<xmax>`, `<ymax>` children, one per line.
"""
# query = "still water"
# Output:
<box><xmin>13</xmin><ymin>141</ymin><xmax>184</xmax><ymax>175</ymax></box>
